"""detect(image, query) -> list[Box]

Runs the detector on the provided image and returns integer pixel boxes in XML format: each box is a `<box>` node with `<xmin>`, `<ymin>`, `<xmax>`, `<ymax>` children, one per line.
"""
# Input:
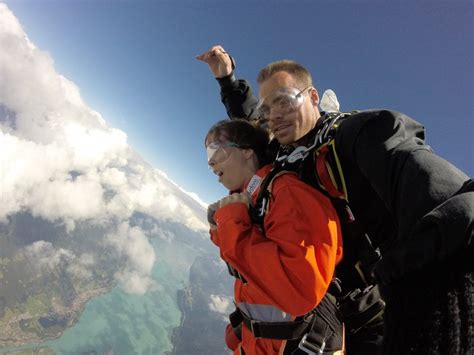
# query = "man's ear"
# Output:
<box><xmin>309</xmin><ymin>87</ymin><xmax>319</xmax><ymax>107</ymax></box>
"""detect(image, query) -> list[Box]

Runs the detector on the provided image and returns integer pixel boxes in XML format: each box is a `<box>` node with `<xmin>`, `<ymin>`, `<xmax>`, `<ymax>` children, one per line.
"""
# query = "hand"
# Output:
<box><xmin>218</xmin><ymin>192</ymin><xmax>250</xmax><ymax>209</ymax></box>
<box><xmin>207</xmin><ymin>201</ymin><xmax>219</xmax><ymax>229</ymax></box>
<box><xmin>196</xmin><ymin>45</ymin><xmax>235</xmax><ymax>78</ymax></box>
<box><xmin>225</xmin><ymin>323</ymin><xmax>242</xmax><ymax>351</ymax></box>
<box><xmin>208</xmin><ymin>192</ymin><xmax>251</xmax><ymax>229</ymax></box>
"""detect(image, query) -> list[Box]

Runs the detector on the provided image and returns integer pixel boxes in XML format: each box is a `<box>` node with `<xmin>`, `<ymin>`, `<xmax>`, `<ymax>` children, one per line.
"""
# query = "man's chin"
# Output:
<box><xmin>275</xmin><ymin>133</ymin><xmax>294</xmax><ymax>145</ymax></box>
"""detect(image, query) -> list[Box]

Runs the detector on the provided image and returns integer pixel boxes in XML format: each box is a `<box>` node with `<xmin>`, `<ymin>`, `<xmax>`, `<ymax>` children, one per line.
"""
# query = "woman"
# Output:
<box><xmin>205</xmin><ymin>119</ymin><xmax>344</xmax><ymax>355</ymax></box>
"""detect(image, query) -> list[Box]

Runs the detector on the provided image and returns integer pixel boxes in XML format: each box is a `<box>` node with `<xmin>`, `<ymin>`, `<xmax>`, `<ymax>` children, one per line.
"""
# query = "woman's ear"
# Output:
<box><xmin>242</xmin><ymin>148</ymin><xmax>255</xmax><ymax>161</ymax></box>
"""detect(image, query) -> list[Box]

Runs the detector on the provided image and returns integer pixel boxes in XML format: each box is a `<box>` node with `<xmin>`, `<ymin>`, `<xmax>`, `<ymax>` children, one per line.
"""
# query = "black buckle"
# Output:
<box><xmin>249</xmin><ymin>319</ymin><xmax>261</xmax><ymax>338</ymax></box>
<box><xmin>298</xmin><ymin>333</ymin><xmax>326</xmax><ymax>354</ymax></box>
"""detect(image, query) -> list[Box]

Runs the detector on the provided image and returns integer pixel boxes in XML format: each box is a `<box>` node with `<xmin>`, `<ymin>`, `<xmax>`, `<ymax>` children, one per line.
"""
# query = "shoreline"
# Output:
<box><xmin>0</xmin><ymin>285</ymin><xmax>112</xmax><ymax>349</ymax></box>
<box><xmin>169</xmin><ymin>287</ymin><xmax>188</xmax><ymax>355</ymax></box>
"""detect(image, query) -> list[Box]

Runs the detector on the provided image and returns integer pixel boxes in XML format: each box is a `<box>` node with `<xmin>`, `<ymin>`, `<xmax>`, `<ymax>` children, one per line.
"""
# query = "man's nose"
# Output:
<box><xmin>268</xmin><ymin>108</ymin><xmax>285</xmax><ymax>125</ymax></box>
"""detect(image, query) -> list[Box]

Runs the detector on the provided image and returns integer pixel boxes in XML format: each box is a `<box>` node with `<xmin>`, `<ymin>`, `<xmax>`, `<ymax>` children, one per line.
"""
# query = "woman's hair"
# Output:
<box><xmin>205</xmin><ymin>119</ymin><xmax>272</xmax><ymax>167</ymax></box>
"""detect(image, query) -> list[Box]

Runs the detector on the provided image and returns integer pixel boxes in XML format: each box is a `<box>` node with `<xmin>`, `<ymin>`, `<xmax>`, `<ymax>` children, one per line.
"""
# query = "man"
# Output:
<box><xmin>197</xmin><ymin>45</ymin><xmax>473</xmax><ymax>354</ymax></box>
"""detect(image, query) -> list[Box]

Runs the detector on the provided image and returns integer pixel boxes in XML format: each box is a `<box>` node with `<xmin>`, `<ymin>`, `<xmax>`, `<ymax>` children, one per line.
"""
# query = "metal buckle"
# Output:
<box><xmin>287</xmin><ymin>146</ymin><xmax>309</xmax><ymax>163</ymax></box>
<box><xmin>298</xmin><ymin>333</ymin><xmax>326</xmax><ymax>355</ymax></box>
<box><xmin>258</xmin><ymin>196</ymin><xmax>267</xmax><ymax>217</ymax></box>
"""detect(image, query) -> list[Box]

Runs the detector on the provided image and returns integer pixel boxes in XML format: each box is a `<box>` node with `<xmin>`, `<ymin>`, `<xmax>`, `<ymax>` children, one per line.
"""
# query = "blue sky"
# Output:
<box><xmin>5</xmin><ymin>0</ymin><xmax>473</xmax><ymax>204</ymax></box>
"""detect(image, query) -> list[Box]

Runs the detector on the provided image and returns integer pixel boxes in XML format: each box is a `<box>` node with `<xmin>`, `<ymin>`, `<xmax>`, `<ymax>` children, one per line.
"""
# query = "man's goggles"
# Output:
<box><xmin>206</xmin><ymin>141</ymin><xmax>240</xmax><ymax>164</ymax></box>
<box><xmin>256</xmin><ymin>86</ymin><xmax>311</xmax><ymax>119</ymax></box>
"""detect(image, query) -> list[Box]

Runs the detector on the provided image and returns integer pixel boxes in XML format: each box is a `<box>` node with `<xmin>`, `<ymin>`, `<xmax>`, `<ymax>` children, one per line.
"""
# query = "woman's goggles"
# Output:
<box><xmin>256</xmin><ymin>86</ymin><xmax>311</xmax><ymax>119</ymax></box>
<box><xmin>206</xmin><ymin>141</ymin><xmax>240</xmax><ymax>164</ymax></box>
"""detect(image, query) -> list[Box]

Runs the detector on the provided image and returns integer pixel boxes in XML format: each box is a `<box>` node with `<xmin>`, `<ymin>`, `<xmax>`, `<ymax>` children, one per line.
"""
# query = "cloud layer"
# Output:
<box><xmin>0</xmin><ymin>4</ymin><xmax>207</xmax><ymax>294</ymax></box>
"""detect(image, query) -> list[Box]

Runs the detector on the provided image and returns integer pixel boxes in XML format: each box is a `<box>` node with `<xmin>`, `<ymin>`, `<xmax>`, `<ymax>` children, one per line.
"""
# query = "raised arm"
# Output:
<box><xmin>197</xmin><ymin>45</ymin><xmax>259</xmax><ymax>120</ymax></box>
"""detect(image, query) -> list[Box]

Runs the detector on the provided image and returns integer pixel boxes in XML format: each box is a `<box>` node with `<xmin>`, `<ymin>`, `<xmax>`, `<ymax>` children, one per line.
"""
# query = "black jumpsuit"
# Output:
<box><xmin>217</xmin><ymin>75</ymin><xmax>474</xmax><ymax>354</ymax></box>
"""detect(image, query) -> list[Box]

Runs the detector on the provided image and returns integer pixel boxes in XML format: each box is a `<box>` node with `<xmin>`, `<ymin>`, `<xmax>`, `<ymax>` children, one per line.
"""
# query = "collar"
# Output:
<box><xmin>278</xmin><ymin>112</ymin><xmax>330</xmax><ymax>152</ymax></box>
<box><xmin>244</xmin><ymin>164</ymin><xmax>272</xmax><ymax>198</ymax></box>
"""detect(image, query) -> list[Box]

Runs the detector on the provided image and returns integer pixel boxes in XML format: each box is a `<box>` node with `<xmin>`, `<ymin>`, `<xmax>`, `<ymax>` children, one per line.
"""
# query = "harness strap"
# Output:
<box><xmin>226</xmin><ymin>262</ymin><xmax>247</xmax><ymax>284</ymax></box>
<box><xmin>241</xmin><ymin>311</ymin><xmax>313</xmax><ymax>340</ymax></box>
<box><xmin>316</xmin><ymin>145</ymin><xmax>345</xmax><ymax>199</ymax></box>
<box><xmin>338</xmin><ymin>284</ymin><xmax>385</xmax><ymax>334</ymax></box>
<box><xmin>249</xmin><ymin>170</ymin><xmax>298</xmax><ymax>232</ymax></box>
<box><xmin>233</xmin><ymin>294</ymin><xmax>341</xmax><ymax>341</ymax></box>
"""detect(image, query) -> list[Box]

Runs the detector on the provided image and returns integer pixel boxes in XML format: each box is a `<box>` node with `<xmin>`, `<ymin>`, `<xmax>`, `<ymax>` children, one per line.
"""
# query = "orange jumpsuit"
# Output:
<box><xmin>210</xmin><ymin>164</ymin><xmax>343</xmax><ymax>355</ymax></box>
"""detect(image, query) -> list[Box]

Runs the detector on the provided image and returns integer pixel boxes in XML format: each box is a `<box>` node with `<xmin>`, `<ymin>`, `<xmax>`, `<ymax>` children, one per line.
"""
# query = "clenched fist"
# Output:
<box><xmin>196</xmin><ymin>44</ymin><xmax>235</xmax><ymax>78</ymax></box>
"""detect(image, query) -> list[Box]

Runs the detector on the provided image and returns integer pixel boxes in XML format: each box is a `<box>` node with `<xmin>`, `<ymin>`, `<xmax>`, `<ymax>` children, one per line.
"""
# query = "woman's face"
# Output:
<box><xmin>206</xmin><ymin>134</ymin><xmax>253</xmax><ymax>191</ymax></box>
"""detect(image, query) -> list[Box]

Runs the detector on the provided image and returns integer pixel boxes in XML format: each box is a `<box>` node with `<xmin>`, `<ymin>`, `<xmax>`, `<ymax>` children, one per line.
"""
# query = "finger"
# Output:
<box><xmin>196</xmin><ymin>48</ymin><xmax>216</xmax><ymax>61</ymax></box>
<box><xmin>210</xmin><ymin>45</ymin><xmax>226</xmax><ymax>53</ymax></box>
<box><xmin>195</xmin><ymin>53</ymin><xmax>206</xmax><ymax>61</ymax></box>
<box><xmin>198</xmin><ymin>52</ymin><xmax>222</xmax><ymax>64</ymax></box>
<box><xmin>196</xmin><ymin>54</ymin><xmax>215</xmax><ymax>65</ymax></box>
<box><xmin>198</xmin><ymin>45</ymin><xmax>227</xmax><ymax>58</ymax></box>
<box><xmin>209</xmin><ymin>45</ymin><xmax>231</xmax><ymax>60</ymax></box>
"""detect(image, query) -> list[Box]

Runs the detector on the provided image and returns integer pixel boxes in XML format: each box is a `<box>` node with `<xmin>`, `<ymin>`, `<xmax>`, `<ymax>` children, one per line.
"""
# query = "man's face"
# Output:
<box><xmin>258</xmin><ymin>71</ymin><xmax>319</xmax><ymax>145</ymax></box>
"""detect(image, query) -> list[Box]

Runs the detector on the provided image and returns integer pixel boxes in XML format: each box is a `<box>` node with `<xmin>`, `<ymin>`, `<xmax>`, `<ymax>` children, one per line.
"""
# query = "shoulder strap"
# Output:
<box><xmin>249</xmin><ymin>168</ymin><xmax>298</xmax><ymax>229</ymax></box>
<box><xmin>312</xmin><ymin>112</ymin><xmax>353</xmax><ymax>201</ymax></box>
<box><xmin>250</xmin><ymin>111</ymin><xmax>353</xmax><ymax>227</ymax></box>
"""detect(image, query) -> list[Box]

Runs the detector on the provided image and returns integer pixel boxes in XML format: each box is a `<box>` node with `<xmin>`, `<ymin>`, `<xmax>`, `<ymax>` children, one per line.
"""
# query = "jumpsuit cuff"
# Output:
<box><xmin>216</xmin><ymin>73</ymin><xmax>237</xmax><ymax>88</ymax></box>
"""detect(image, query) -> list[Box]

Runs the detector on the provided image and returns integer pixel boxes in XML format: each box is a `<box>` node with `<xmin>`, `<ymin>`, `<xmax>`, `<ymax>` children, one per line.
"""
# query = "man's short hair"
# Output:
<box><xmin>257</xmin><ymin>60</ymin><xmax>313</xmax><ymax>88</ymax></box>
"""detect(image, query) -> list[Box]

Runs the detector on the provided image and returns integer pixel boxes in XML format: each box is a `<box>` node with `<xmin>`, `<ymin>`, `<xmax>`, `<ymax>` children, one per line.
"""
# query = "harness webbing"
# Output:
<box><xmin>231</xmin><ymin>293</ymin><xmax>342</xmax><ymax>341</ymax></box>
<box><xmin>248</xmin><ymin>168</ymin><xmax>294</xmax><ymax>229</ymax></box>
<box><xmin>250</xmin><ymin>112</ymin><xmax>352</xmax><ymax>227</ymax></box>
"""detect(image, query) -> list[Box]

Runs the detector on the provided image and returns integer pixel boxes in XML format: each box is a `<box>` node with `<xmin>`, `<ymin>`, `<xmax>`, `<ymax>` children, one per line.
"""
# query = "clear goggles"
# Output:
<box><xmin>256</xmin><ymin>86</ymin><xmax>312</xmax><ymax>119</ymax></box>
<box><xmin>206</xmin><ymin>141</ymin><xmax>240</xmax><ymax>164</ymax></box>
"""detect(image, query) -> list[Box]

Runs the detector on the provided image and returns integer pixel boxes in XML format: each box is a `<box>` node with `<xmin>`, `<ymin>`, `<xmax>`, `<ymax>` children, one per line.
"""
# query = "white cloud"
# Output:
<box><xmin>209</xmin><ymin>294</ymin><xmax>233</xmax><ymax>315</ymax></box>
<box><xmin>67</xmin><ymin>253</ymin><xmax>95</xmax><ymax>280</ymax></box>
<box><xmin>23</xmin><ymin>225</ymin><xmax>157</xmax><ymax>294</ymax></box>
<box><xmin>115</xmin><ymin>270</ymin><xmax>155</xmax><ymax>295</ymax></box>
<box><xmin>0</xmin><ymin>3</ymin><xmax>207</xmax><ymax>233</ymax></box>
<box><xmin>0</xmin><ymin>3</ymin><xmax>211</xmax><ymax>295</ymax></box>
<box><xmin>24</xmin><ymin>240</ymin><xmax>74</xmax><ymax>269</ymax></box>
<box><xmin>23</xmin><ymin>240</ymin><xmax>95</xmax><ymax>281</ymax></box>
<box><xmin>105</xmin><ymin>222</ymin><xmax>156</xmax><ymax>294</ymax></box>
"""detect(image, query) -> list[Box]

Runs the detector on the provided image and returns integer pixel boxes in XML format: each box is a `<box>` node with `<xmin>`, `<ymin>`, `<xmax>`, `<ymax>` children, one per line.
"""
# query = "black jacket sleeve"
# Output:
<box><xmin>375</xmin><ymin>180</ymin><xmax>473</xmax><ymax>284</ymax></box>
<box><xmin>217</xmin><ymin>75</ymin><xmax>259</xmax><ymax>120</ymax></box>
<box><xmin>336</xmin><ymin>110</ymin><xmax>473</xmax><ymax>283</ymax></box>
